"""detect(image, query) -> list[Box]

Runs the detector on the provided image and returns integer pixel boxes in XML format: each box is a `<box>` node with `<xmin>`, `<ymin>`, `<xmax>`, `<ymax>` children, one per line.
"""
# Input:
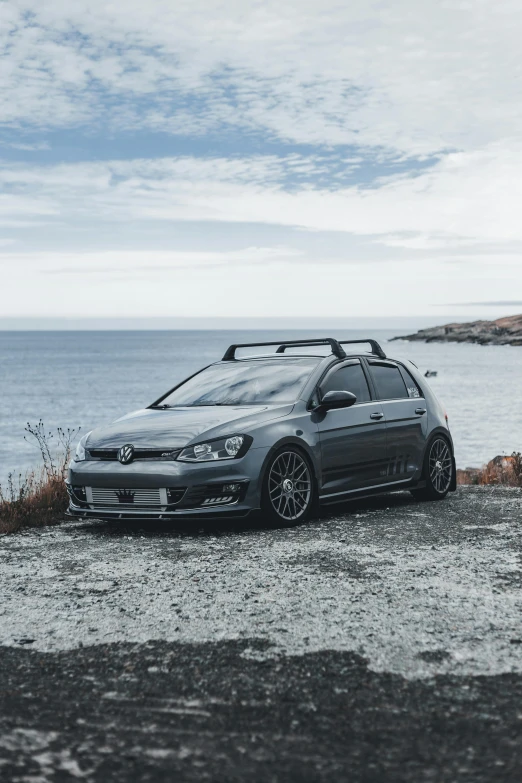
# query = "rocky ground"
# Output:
<box><xmin>392</xmin><ymin>313</ymin><xmax>522</xmax><ymax>346</ymax></box>
<box><xmin>1</xmin><ymin>486</ymin><xmax>521</xmax><ymax>781</ymax></box>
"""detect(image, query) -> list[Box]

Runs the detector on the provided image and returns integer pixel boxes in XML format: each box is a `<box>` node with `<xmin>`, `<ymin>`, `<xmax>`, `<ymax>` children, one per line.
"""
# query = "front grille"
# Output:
<box><xmin>89</xmin><ymin>450</ymin><xmax>118</xmax><ymax>460</ymax></box>
<box><xmin>90</xmin><ymin>487</ymin><xmax>163</xmax><ymax>506</ymax></box>
<box><xmin>80</xmin><ymin>484</ymin><xmax>245</xmax><ymax>512</ymax></box>
<box><xmin>88</xmin><ymin>449</ymin><xmax>181</xmax><ymax>461</ymax></box>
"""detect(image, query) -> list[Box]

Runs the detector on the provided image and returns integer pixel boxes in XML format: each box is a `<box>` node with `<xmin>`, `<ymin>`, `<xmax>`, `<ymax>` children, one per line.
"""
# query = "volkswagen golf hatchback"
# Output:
<box><xmin>67</xmin><ymin>337</ymin><xmax>456</xmax><ymax>524</ymax></box>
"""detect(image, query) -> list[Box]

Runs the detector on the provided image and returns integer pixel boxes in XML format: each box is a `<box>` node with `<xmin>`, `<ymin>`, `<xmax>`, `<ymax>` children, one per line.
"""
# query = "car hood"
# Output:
<box><xmin>86</xmin><ymin>404</ymin><xmax>293</xmax><ymax>450</ymax></box>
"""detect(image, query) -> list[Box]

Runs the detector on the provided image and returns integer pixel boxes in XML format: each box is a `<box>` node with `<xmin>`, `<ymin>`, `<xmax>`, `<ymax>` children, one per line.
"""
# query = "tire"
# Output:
<box><xmin>411</xmin><ymin>436</ymin><xmax>454</xmax><ymax>501</ymax></box>
<box><xmin>261</xmin><ymin>447</ymin><xmax>317</xmax><ymax>525</ymax></box>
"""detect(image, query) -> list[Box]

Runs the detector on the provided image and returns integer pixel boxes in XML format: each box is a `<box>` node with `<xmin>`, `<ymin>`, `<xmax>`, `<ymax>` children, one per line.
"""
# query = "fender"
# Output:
<box><xmin>256</xmin><ymin>436</ymin><xmax>321</xmax><ymax>496</ymax></box>
<box><xmin>423</xmin><ymin>426</ymin><xmax>455</xmax><ymax>456</ymax></box>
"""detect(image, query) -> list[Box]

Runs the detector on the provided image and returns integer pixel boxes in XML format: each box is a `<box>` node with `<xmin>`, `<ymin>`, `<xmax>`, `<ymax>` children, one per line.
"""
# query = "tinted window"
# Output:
<box><xmin>370</xmin><ymin>364</ymin><xmax>408</xmax><ymax>400</ymax></box>
<box><xmin>400</xmin><ymin>366</ymin><xmax>423</xmax><ymax>399</ymax></box>
<box><xmin>321</xmin><ymin>362</ymin><xmax>370</xmax><ymax>403</ymax></box>
<box><xmin>158</xmin><ymin>358</ymin><xmax>319</xmax><ymax>406</ymax></box>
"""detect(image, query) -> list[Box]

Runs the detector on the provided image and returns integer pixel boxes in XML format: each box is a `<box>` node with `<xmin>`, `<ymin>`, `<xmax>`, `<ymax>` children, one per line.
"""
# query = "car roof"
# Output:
<box><xmin>213</xmin><ymin>351</ymin><xmax>392</xmax><ymax>363</ymax></box>
<box><xmin>215</xmin><ymin>353</ymin><xmax>326</xmax><ymax>361</ymax></box>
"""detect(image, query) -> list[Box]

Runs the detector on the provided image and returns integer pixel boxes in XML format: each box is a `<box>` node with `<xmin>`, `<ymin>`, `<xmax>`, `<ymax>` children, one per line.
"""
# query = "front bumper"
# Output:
<box><xmin>67</xmin><ymin>446</ymin><xmax>269</xmax><ymax>520</ymax></box>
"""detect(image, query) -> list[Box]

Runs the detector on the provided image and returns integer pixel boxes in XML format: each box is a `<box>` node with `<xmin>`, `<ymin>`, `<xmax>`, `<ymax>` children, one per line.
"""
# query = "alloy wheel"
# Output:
<box><xmin>268</xmin><ymin>451</ymin><xmax>312</xmax><ymax>521</ymax></box>
<box><xmin>429</xmin><ymin>438</ymin><xmax>453</xmax><ymax>494</ymax></box>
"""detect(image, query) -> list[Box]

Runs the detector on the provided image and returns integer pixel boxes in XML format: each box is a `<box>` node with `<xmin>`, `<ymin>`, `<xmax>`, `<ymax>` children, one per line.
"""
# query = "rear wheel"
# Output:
<box><xmin>411</xmin><ymin>436</ymin><xmax>454</xmax><ymax>501</ymax></box>
<box><xmin>261</xmin><ymin>447</ymin><xmax>316</xmax><ymax>525</ymax></box>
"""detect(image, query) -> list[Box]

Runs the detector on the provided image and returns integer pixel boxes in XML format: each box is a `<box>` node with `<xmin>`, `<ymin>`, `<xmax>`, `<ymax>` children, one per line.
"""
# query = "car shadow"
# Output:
<box><xmin>73</xmin><ymin>491</ymin><xmax>421</xmax><ymax>540</ymax></box>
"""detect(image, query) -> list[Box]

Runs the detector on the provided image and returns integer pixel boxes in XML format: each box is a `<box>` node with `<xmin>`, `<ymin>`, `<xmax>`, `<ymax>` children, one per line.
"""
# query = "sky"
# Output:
<box><xmin>1</xmin><ymin>0</ymin><xmax>521</xmax><ymax>323</ymax></box>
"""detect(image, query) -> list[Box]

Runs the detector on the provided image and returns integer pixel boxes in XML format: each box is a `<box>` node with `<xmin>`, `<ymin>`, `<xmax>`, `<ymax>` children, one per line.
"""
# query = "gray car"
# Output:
<box><xmin>67</xmin><ymin>337</ymin><xmax>456</xmax><ymax>524</ymax></box>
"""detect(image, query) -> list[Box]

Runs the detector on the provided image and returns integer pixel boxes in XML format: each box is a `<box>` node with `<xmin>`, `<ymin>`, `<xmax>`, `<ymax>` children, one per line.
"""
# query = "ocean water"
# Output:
<box><xmin>0</xmin><ymin>329</ymin><xmax>521</xmax><ymax>486</ymax></box>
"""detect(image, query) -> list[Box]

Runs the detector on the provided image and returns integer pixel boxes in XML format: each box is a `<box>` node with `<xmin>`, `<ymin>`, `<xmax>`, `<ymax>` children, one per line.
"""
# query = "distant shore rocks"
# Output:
<box><xmin>391</xmin><ymin>314</ymin><xmax>522</xmax><ymax>346</ymax></box>
<box><xmin>457</xmin><ymin>453</ymin><xmax>522</xmax><ymax>487</ymax></box>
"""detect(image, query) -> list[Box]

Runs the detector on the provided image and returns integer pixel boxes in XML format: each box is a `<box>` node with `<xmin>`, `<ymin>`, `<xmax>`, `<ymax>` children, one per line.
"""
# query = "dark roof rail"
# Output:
<box><xmin>339</xmin><ymin>339</ymin><xmax>386</xmax><ymax>359</ymax></box>
<box><xmin>276</xmin><ymin>340</ymin><xmax>347</xmax><ymax>357</ymax></box>
<box><xmin>222</xmin><ymin>338</ymin><xmax>347</xmax><ymax>361</ymax></box>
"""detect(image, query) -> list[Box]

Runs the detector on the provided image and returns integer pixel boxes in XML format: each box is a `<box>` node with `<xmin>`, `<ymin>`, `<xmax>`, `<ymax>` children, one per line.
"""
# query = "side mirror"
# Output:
<box><xmin>319</xmin><ymin>390</ymin><xmax>357</xmax><ymax>411</ymax></box>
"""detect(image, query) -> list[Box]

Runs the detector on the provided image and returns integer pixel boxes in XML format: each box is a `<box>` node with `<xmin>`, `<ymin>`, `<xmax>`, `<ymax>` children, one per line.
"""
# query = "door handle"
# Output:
<box><xmin>370</xmin><ymin>412</ymin><xmax>384</xmax><ymax>420</ymax></box>
<box><xmin>415</xmin><ymin>408</ymin><xmax>427</xmax><ymax>415</ymax></box>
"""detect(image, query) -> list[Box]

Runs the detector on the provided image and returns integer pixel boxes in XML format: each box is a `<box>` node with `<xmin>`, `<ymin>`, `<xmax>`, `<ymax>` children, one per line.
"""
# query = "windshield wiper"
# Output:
<box><xmin>151</xmin><ymin>401</ymin><xmax>254</xmax><ymax>409</ymax></box>
<box><xmin>151</xmin><ymin>402</ymin><xmax>228</xmax><ymax>408</ymax></box>
<box><xmin>186</xmin><ymin>402</ymin><xmax>229</xmax><ymax>406</ymax></box>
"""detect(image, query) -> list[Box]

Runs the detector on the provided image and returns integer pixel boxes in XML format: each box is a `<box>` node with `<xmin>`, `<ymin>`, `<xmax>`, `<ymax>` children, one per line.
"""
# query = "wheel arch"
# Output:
<box><xmin>257</xmin><ymin>437</ymin><xmax>320</xmax><ymax>496</ymax></box>
<box><xmin>422</xmin><ymin>426</ymin><xmax>454</xmax><ymax>458</ymax></box>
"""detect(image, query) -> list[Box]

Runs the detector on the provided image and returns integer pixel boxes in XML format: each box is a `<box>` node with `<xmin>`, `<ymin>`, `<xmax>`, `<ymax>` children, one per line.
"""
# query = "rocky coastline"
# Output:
<box><xmin>392</xmin><ymin>313</ymin><xmax>522</xmax><ymax>346</ymax></box>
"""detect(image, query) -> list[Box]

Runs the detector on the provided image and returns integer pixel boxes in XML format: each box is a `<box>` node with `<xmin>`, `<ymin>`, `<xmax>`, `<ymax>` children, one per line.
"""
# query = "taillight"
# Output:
<box><xmin>445</xmin><ymin>412</ymin><xmax>449</xmax><ymax>427</ymax></box>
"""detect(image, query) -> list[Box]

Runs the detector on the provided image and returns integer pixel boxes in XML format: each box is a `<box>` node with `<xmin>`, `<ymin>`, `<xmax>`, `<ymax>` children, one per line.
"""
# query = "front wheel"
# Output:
<box><xmin>411</xmin><ymin>436</ymin><xmax>454</xmax><ymax>501</ymax></box>
<box><xmin>261</xmin><ymin>447</ymin><xmax>316</xmax><ymax>525</ymax></box>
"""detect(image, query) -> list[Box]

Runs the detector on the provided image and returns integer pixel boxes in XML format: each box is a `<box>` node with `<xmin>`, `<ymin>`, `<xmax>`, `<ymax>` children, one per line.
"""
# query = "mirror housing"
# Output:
<box><xmin>318</xmin><ymin>390</ymin><xmax>357</xmax><ymax>411</ymax></box>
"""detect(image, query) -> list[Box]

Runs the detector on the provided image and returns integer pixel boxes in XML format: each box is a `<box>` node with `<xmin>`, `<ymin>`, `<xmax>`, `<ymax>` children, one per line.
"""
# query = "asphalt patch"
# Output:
<box><xmin>0</xmin><ymin>639</ymin><xmax>521</xmax><ymax>782</ymax></box>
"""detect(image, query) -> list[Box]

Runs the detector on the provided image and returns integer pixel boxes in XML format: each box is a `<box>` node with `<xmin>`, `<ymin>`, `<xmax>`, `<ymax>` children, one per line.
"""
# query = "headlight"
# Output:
<box><xmin>74</xmin><ymin>432</ymin><xmax>92</xmax><ymax>462</ymax></box>
<box><xmin>178</xmin><ymin>435</ymin><xmax>251</xmax><ymax>462</ymax></box>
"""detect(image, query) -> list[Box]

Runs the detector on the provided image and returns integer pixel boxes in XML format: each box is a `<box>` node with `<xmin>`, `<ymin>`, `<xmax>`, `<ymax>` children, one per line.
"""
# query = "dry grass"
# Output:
<box><xmin>457</xmin><ymin>452</ymin><xmax>522</xmax><ymax>487</ymax></box>
<box><xmin>0</xmin><ymin>421</ymin><xmax>80</xmax><ymax>534</ymax></box>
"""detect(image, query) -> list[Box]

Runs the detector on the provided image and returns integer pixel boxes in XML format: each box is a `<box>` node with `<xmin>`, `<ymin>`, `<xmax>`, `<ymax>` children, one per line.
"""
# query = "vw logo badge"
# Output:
<box><xmin>118</xmin><ymin>444</ymin><xmax>135</xmax><ymax>464</ymax></box>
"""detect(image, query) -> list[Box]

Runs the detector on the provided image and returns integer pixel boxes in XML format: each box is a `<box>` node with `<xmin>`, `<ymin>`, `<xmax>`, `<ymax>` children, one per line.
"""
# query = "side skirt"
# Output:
<box><xmin>319</xmin><ymin>479</ymin><xmax>426</xmax><ymax>507</ymax></box>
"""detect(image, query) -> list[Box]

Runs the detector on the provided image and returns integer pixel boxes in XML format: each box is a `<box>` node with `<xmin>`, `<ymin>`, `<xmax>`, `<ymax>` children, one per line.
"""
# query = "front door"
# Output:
<box><xmin>365</xmin><ymin>360</ymin><xmax>428</xmax><ymax>480</ymax></box>
<box><xmin>316</xmin><ymin>360</ymin><xmax>388</xmax><ymax>496</ymax></box>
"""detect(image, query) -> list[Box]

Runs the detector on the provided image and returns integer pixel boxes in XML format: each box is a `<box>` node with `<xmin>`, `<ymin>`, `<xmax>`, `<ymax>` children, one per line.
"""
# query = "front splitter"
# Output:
<box><xmin>66</xmin><ymin>505</ymin><xmax>254</xmax><ymax>522</ymax></box>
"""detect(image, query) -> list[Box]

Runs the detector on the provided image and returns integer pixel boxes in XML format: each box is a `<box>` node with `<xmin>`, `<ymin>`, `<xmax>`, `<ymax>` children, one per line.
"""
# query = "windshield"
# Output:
<box><xmin>156</xmin><ymin>358</ymin><xmax>320</xmax><ymax>407</ymax></box>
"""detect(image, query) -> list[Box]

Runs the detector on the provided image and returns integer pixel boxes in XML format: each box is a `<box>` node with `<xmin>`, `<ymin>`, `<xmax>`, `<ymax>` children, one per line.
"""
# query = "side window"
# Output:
<box><xmin>320</xmin><ymin>362</ymin><xmax>371</xmax><ymax>403</ymax></box>
<box><xmin>399</xmin><ymin>366</ymin><xmax>423</xmax><ymax>399</ymax></box>
<box><xmin>369</xmin><ymin>363</ymin><xmax>409</xmax><ymax>400</ymax></box>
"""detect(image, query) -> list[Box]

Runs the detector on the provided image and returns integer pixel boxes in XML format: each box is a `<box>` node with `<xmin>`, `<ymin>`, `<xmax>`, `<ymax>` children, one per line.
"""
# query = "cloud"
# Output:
<box><xmin>2</xmin><ymin>247</ymin><xmax>519</xmax><ymax>320</ymax></box>
<box><xmin>36</xmin><ymin>246</ymin><xmax>303</xmax><ymax>274</ymax></box>
<box><xmin>1</xmin><ymin>3</ymin><xmax>520</xmax><ymax>320</ymax></box>
<box><xmin>2</xmin><ymin>143</ymin><xmax>522</xmax><ymax>252</ymax></box>
<box><xmin>0</xmin><ymin>141</ymin><xmax>50</xmax><ymax>152</ymax></box>
<box><xmin>444</xmin><ymin>301</ymin><xmax>522</xmax><ymax>307</ymax></box>
<box><xmin>2</xmin><ymin>1</ymin><xmax>522</xmax><ymax>156</ymax></box>
<box><xmin>0</xmin><ymin>191</ymin><xmax>57</xmax><ymax>219</ymax></box>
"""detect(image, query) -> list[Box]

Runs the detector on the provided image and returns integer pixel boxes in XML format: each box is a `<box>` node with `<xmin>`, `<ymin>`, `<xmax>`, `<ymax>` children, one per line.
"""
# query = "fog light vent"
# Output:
<box><xmin>222</xmin><ymin>483</ymin><xmax>241</xmax><ymax>494</ymax></box>
<box><xmin>167</xmin><ymin>488</ymin><xmax>187</xmax><ymax>505</ymax></box>
<box><xmin>73</xmin><ymin>486</ymin><xmax>87</xmax><ymax>503</ymax></box>
<box><xmin>202</xmin><ymin>496</ymin><xmax>234</xmax><ymax>506</ymax></box>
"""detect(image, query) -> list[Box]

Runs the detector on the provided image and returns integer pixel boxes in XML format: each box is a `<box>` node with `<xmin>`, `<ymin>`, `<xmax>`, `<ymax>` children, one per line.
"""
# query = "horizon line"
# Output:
<box><xmin>0</xmin><ymin>313</ymin><xmax>516</xmax><ymax>332</ymax></box>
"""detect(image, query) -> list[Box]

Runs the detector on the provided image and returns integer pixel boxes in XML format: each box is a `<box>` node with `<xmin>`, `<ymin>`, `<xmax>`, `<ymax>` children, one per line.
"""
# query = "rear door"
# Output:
<box><xmin>364</xmin><ymin>360</ymin><xmax>428</xmax><ymax>481</ymax></box>
<box><xmin>316</xmin><ymin>360</ymin><xmax>388</xmax><ymax>496</ymax></box>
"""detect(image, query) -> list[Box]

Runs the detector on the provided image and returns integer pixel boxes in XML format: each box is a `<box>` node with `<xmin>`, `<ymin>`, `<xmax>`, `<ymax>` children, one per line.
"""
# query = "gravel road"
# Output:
<box><xmin>1</xmin><ymin>486</ymin><xmax>521</xmax><ymax>781</ymax></box>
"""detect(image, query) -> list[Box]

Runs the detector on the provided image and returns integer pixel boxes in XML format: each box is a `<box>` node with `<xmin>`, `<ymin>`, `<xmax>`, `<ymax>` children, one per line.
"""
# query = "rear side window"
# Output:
<box><xmin>321</xmin><ymin>362</ymin><xmax>371</xmax><ymax>403</ymax></box>
<box><xmin>369</xmin><ymin>363</ymin><xmax>408</xmax><ymax>400</ymax></box>
<box><xmin>399</xmin><ymin>366</ymin><xmax>423</xmax><ymax>399</ymax></box>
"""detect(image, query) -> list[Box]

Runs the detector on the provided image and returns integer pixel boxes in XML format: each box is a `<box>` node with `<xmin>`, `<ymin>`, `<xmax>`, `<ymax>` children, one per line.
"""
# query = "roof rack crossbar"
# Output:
<box><xmin>338</xmin><ymin>339</ymin><xmax>386</xmax><ymax>359</ymax></box>
<box><xmin>275</xmin><ymin>340</ymin><xmax>348</xmax><ymax>357</ymax></box>
<box><xmin>222</xmin><ymin>338</ymin><xmax>346</xmax><ymax>361</ymax></box>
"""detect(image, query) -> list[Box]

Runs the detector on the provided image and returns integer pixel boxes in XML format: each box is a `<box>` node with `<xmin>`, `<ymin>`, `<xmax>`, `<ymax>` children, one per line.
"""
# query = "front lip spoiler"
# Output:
<box><xmin>67</xmin><ymin>504</ymin><xmax>253</xmax><ymax>521</ymax></box>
